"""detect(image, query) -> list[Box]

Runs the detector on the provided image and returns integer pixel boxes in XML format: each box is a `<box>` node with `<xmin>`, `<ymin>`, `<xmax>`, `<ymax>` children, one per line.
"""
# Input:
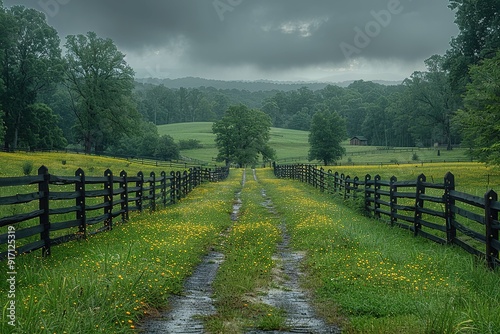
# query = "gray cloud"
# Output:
<box><xmin>4</xmin><ymin>0</ymin><xmax>458</xmax><ymax>81</ymax></box>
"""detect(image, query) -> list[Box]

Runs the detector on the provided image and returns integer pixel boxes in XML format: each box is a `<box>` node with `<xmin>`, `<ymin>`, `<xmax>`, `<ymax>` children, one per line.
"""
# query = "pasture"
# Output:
<box><xmin>1</xmin><ymin>148</ymin><xmax>499</xmax><ymax>333</ymax></box>
<box><xmin>0</xmin><ymin>152</ymin><xmax>177</xmax><ymax>178</ymax></box>
<box><xmin>1</xmin><ymin>164</ymin><xmax>499</xmax><ymax>333</ymax></box>
<box><xmin>158</xmin><ymin>122</ymin><xmax>470</xmax><ymax>166</ymax></box>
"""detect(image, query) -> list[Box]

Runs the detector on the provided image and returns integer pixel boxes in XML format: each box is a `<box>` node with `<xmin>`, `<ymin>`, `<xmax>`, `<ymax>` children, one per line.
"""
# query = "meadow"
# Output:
<box><xmin>1</xmin><ymin>147</ymin><xmax>500</xmax><ymax>333</ymax></box>
<box><xmin>158</xmin><ymin>122</ymin><xmax>471</xmax><ymax>166</ymax></box>
<box><xmin>0</xmin><ymin>152</ymin><xmax>175</xmax><ymax>178</ymax></box>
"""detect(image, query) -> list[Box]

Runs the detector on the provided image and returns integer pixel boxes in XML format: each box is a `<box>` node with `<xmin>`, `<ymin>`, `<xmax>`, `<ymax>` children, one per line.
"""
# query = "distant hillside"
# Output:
<box><xmin>135</xmin><ymin>77</ymin><xmax>402</xmax><ymax>92</ymax></box>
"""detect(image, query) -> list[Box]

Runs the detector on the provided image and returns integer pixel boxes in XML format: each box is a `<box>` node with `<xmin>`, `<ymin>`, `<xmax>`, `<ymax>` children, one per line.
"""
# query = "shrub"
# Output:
<box><xmin>22</xmin><ymin>161</ymin><xmax>34</xmax><ymax>175</ymax></box>
<box><xmin>179</xmin><ymin>139</ymin><xmax>203</xmax><ymax>150</ymax></box>
<box><xmin>412</xmin><ymin>152</ymin><xmax>419</xmax><ymax>161</ymax></box>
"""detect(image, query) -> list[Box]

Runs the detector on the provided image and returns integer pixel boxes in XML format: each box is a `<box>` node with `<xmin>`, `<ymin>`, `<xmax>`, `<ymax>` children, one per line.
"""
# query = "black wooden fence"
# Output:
<box><xmin>0</xmin><ymin>165</ymin><xmax>229</xmax><ymax>260</ymax></box>
<box><xmin>275</xmin><ymin>164</ymin><xmax>500</xmax><ymax>269</ymax></box>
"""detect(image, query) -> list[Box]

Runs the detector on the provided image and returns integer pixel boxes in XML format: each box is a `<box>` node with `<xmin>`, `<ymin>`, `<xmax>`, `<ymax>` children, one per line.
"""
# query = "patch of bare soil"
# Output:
<box><xmin>141</xmin><ymin>251</ymin><xmax>224</xmax><ymax>333</ymax></box>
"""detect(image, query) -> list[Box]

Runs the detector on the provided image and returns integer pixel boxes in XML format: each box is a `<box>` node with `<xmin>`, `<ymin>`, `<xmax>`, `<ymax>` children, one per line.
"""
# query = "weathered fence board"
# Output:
<box><xmin>275</xmin><ymin>163</ymin><xmax>500</xmax><ymax>269</ymax></box>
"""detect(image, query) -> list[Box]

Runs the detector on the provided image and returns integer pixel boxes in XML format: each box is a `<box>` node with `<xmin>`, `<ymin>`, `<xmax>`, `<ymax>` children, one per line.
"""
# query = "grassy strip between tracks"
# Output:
<box><xmin>0</xmin><ymin>172</ymin><xmax>239</xmax><ymax>334</ymax></box>
<box><xmin>206</xmin><ymin>169</ymin><xmax>286</xmax><ymax>333</ymax></box>
<box><xmin>258</xmin><ymin>168</ymin><xmax>500</xmax><ymax>334</ymax></box>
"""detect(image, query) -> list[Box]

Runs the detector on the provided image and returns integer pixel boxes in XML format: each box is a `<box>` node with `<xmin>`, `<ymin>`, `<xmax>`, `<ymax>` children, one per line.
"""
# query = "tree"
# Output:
<box><xmin>24</xmin><ymin>103</ymin><xmax>67</xmax><ymax>150</ymax></box>
<box><xmin>1</xmin><ymin>5</ymin><xmax>62</xmax><ymax>150</ymax></box>
<box><xmin>64</xmin><ymin>32</ymin><xmax>140</xmax><ymax>153</ymax></box>
<box><xmin>308</xmin><ymin>109</ymin><xmax>347</xmax><ymax>166</ymax></box>
<box><xmin>444</xmin><ymin>0</ymin><xmax>500</xmax><ymax>95</ymax></box>
<box><xmin>402</xmin><ymin>55</ymin><xmax>460</xmax><ymax>150</ymax></box>
<box><xmin>213</xmin><ymin>105</ymin><xmax>275</xmax><ymax>166</ymax></box>
<box><xmin>155</xmin><ymin>135</ymin><xmax>180</xmax><ymax>161</ymax></box>
<box><xmin>454</xmin><ymin>52</ymin><xmax>500</xmax><ymax>165</ymax></box>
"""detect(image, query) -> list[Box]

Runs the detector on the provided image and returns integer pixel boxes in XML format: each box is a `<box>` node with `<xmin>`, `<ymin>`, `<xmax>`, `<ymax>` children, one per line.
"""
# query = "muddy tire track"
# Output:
<box><xmin>248</xmin><ymin>170</ymin><xmax>340</xmax><ymax>334</ymax></box>
<box><xmin>141</xmin><ymin>170</ymin><xmax>246</xmax><ymax>334</ymax></box>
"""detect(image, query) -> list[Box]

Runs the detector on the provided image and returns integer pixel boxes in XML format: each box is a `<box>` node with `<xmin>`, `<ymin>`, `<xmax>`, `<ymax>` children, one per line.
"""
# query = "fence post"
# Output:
<box><xmin>414</xmin><ymin>174</ymin><xmax>426</xmax><ymax>237</ymax></box>
<box><xmin>75</xmin><ymin>168</ymin><xmax>87</xmax><ymax>239</ymax></box>
<box><xmin>161</xmin><ymin>171</ymin><xmax>167</xmax><ymax>207</ymax></box>
<box><xmin>444</xmin><ymin>172</ymin><xmax>456</xmax><ymax>244</ymax></box>
<box><xmin>38</xmin><ymin>166</ymin><xmax>51</xmax><ymax>257</ymax></box>
<box><xmin>104</xmin><ymin>169</ymin><xmax>113</xmax><ymax>230</ymax></box>
<box><xmin>390</xmin><ymin>176</ymin><xmax>398</xmax><ymax>226</ymax></box>
<box><xmin>150</xmin><ymin>172</ymin><xmax>156</xmax><ymax>211</ymax></box>
<box><xmin>183</xmin><ymin>171</ymin><xmax>188</xmax><ymax>197</ymax></box>
<box><xmin>353</xmin><ymin>176</ymin><xmax>360</xmax><ymax>199</ymax></box>
<box><xmin>374</xmin><ymin>175</ymin><xmax>381</xmax><ymax>219</ymax></box>
<box><xmin>120</xmin><ymin>170</ymin><xmax>129</xmax><ymax>223</ymax></box>
<box><xmin>170</xmin><ymin>171</ymin><xmax>176</xmax><ymax>204</ymax></box>
<box><xmin>345</xmin><ymin>175</ymin><xmax>351</xmax><ymax>200</ymax></box>
<box><xmin>334</xmin><ymin>172</ymin><xmax>339</xmax><ymax>193</ymax></box>
<box><xmin>136</xmin><ymin>172</ymin><xmax>144</xmax><ymax>212</ymax></box>
<box><xmin>485</xmin><ymin>190</ymin><xmax>499</xmax><ymax>269</ymax></box>
<box><xmin>188</xmin><ymin>168</ymin><xmax>193</xmax><ymax>193</ymax></box>
<box><xmin>364</xmin><ymin>174</ymin><xmax>372</xmax><ymax>214</ymax></box>
<box><xmin>176</xmin><ymin>171</ymin><xmax>182</xmax><ymax>201</ymax></box>
<box><xmin>320</xmin><ymin>168</ymin><xmax>325</xmax><ymax>192</ymax></box>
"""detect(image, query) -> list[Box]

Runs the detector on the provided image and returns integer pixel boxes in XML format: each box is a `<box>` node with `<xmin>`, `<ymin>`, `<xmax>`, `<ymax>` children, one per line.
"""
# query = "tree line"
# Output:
<box><xmin>0</xmin><ymin>3</ymin><xmax>180</xmax><ymax>160</ymax></box>
<box><xmin>1</xmin><ymin>0</ymin><xmax>499</xmax><ymax>166</ymax></box>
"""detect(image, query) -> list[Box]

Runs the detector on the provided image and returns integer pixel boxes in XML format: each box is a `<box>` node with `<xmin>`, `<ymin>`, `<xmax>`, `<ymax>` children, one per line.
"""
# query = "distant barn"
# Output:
<box><xmin>350</xmin><ymin>136</ymin><xmax>368</xmax><ymax>146</ymax></box>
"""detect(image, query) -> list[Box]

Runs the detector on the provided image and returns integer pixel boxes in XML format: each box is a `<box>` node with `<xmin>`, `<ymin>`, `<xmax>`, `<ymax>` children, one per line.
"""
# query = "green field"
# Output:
<box><xmin>158</xmin><ymin>122</ymin><xmax>470</xmax><ymax>166</ymax></box>
<box><xmin>0</xmin><ymin>152</ymin><xmax>180</xmax><ymax>178</ymax></box>
<box><xmin>2</xmin><ymin>167</ymin><xmax>499</xmax><ymax>333</ymax></box>
<box><xmin>158</xmin><ymin>122</ymin><xmax>310</xmax><ymax>164</ymax></box>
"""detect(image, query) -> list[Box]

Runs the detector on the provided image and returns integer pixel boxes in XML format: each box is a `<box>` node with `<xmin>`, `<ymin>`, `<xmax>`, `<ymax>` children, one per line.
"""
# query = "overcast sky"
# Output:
<box><xmin>4</xmin><ymin>0</ymin><xmax>459</xmax><ymax>82</ymax></box>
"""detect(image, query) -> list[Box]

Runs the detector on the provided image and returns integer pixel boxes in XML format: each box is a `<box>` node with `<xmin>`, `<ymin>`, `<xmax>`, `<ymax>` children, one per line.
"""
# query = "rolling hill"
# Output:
<box><xmin>157</xmin><ymin>122</ymin><xmax>310</xmax><ymax>163</ymax></box>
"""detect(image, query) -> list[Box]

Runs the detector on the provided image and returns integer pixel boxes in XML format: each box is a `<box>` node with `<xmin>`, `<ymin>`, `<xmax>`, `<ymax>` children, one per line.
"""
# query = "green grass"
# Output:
<box><xmin>259</xmin><ymin>168</ymin><xmax>500</xmax><ymax>333</ymax></box>
<box><xmin>0</xmin><ymin>151</ymin><xmax>199</xmax><ymax>255</ymax></box>
<box><xmin>158</xmin><ymin>122</ymin><xmax>310</xmax><ymax>163</ymax></box>
<box><xmin>335</xmin><ymin>162</ymin><xmax>500</xmax><ymax>195</ymax></box>
<box><xmin>0</xmin><ymin>171</ymin><xmax>239</xmax><ymax>333</ymax></box>
<box><xmin>2</xmin><ymin>152</ymin><xmax>500</xmax><ymax>333</ymax></box>
<box><xmin>158</xmin><ymin>122</ymin><xmax>470</xmax><ymax>165</ymax></box>
<box><xmin>0</xmin><ymin>152</ymin><xmax>176</xmax><ymax>177</ymax></box>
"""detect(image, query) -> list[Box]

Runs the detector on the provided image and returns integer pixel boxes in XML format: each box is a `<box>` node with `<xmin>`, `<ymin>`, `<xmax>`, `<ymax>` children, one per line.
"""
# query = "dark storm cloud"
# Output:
<box><xmin>4</xmin><ymin>0</ymin><xmax>458</xmax><ymax>75</ymax></box>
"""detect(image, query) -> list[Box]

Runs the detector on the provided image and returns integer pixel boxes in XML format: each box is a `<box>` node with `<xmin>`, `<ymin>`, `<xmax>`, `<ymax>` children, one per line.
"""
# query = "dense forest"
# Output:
<box><xmin>1</xmin><ymin>0</ymin><xmax>499</xmax><ymax>163</ymax></box>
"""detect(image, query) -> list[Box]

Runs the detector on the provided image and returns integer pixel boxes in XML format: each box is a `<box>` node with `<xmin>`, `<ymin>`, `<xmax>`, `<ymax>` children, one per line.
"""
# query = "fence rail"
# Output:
<box><xmin>0</xmin><ymin>165</ymin><xmax>229</xmax><ymax>260</ymax></box>
<box><xmin>274</xmin><ymin>164</ymin><xmax>500</xmax><ymax>269</ymax></box>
